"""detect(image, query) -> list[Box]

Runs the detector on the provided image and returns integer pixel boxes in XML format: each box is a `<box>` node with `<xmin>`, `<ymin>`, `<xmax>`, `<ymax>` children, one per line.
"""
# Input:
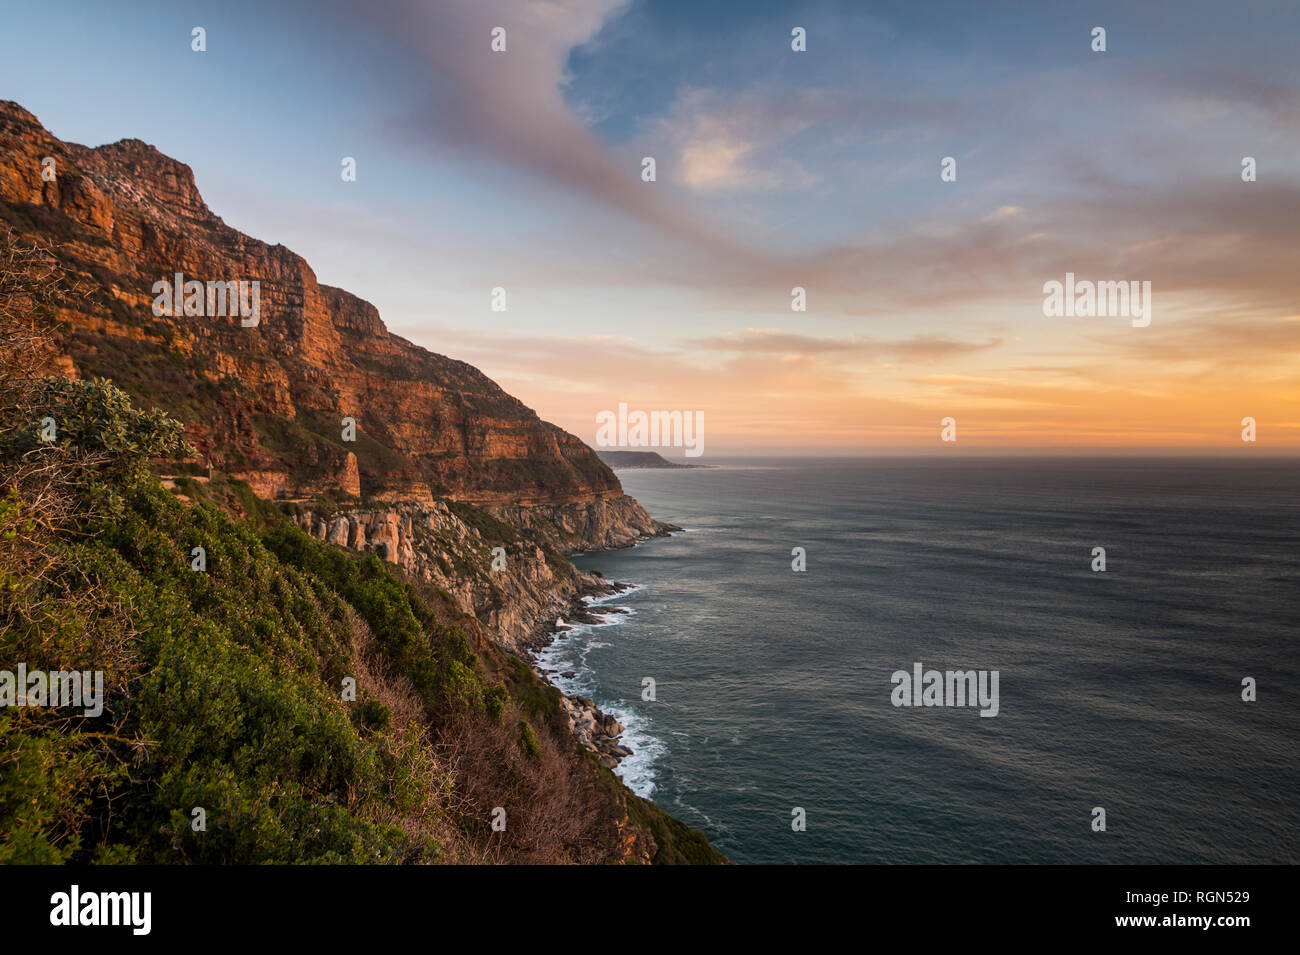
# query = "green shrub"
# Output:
<box><xmin>517</xmin><ymin>721</ymin><xmax>541</xmax><ymax>760</ymax></box>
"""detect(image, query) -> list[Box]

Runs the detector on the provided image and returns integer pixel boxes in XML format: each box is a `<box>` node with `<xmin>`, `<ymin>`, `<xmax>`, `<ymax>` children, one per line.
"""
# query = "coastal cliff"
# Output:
<box><xmin>283</xmin><ymin>499</ymin><xmax>603</xmax><ymax>652</ymax></box>
<box><xmin>0</xmin><ymin>100</ymin><xmax>721</xmax><ymax>864</ymax></box>
<box><xmin>0</xmin><ymin>99</ymin><xmax>666</xmax><ymax>548</ymax></box>
<box><xmin>0</xmin><ymin>98</ymin><xmax>679</xmax><ymax>637</ymax></box>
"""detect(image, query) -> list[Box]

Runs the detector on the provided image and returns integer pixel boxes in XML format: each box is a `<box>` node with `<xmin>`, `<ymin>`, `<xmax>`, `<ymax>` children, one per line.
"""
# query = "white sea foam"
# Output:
<box><xmin>533</xmin><ymin>584</ymin><xmax>663</xmax><ymax>797</ymax></box>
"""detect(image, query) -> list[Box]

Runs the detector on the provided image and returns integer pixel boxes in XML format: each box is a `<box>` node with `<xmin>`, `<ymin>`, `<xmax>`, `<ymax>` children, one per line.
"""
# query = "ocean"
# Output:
<box><xmin>538</xmin><ymin>458</ymin><xmax>1299</xmax><ymax>864</ymax></box>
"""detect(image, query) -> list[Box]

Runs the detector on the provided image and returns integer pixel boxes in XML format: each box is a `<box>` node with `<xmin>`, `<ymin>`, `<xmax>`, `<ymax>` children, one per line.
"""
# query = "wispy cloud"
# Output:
<box><xmin>691</xmin><ymin>328</ymin><xmax>1002</xmax><ymax>362</ymax></box>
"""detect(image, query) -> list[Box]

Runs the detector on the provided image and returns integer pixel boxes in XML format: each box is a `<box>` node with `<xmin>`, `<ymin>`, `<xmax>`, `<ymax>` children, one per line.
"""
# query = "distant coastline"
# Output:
<box><xmin>596</xmin><ymin>450</ymin><xmax>709</xmax><ymax>470</ymax></box>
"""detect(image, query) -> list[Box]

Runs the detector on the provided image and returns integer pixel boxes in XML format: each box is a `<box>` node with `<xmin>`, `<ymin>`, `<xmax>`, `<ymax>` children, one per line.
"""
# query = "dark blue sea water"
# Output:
<box><xmin>539</xmin><ymin>458</ymin><xmax>1299</xmax><ymax>864</ymax></box>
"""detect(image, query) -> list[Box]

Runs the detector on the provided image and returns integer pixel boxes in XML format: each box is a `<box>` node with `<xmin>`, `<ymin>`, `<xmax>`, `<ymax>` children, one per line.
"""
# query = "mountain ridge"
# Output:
<box><xmin>0</xmin><ymin>99</ymin><xmax>662</xmax><ymax>550</ymax></box>
<box><xmin>0</xmin><ymin>99</ymin><xmax>724</xmax><ymax>864</ymax></box>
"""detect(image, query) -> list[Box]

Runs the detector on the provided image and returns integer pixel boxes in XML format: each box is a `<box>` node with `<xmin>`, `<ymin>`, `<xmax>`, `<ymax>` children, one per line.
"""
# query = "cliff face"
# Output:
<box><xmin>0</xmin><ymin>100</ymin><xmax>662</xmax><ymax>552</ymax></box>
<box><xmin>286</xmin><ymin>499</ymin><xmax>603</xmax><ymax>652</ymax></box>
<box><xmin>0</xmin><ymin>101</ymin><xmax>725</xmax><ymax>867</ymax></box>
<box><xmin>488</xmin><ymin>495</ymin><xmax>676</xmax><ymax>552</ymax></box>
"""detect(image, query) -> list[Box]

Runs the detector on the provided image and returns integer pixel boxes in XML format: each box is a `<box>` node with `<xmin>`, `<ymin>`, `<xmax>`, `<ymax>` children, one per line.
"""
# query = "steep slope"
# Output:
<box><xmin>0</xmin><ymin>100</ymin><xmax>662</xmax><ymax>550</ymax></box>
<box><xmin>0</xmin><ymin>380</ymin><xmax>722</xmax><ymax>864</ymax></box>
<box><xmin>0</xmin><ymin>107</ymin><xmax>725</xmax><ymax>864</ymax></box>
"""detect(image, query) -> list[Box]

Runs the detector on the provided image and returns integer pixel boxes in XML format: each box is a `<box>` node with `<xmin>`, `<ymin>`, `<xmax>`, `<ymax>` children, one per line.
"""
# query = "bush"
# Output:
<box><xmin>0</xmin><ymin>338</ymin><xmax>725</xmax><ymax>863</ymax></box>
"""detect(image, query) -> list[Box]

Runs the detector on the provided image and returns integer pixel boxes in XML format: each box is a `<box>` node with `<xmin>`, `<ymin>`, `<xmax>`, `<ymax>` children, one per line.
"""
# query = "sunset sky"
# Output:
<box><xmin>3</xmin><ymin>0</ymin><xmax>1298</xmax><ymax>454</ymax></box>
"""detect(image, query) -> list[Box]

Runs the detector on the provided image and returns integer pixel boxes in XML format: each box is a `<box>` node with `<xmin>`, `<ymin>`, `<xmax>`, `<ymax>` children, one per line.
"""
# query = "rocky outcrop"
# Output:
<box><xmin>488</xmin><ymin>494</ymin><xmax>679</xmax><ymax>553</ymax></box>
<box><xmin>0</xmin><ymin>100</ymin><xmax>639</xmax><ymax>550</ymax></box>
<box><xmin>558</xmin><ymin>693</ymin><xmax>633</xmax><ymax>769</ymax></box>
<box><xmin>288</xmin><ymin>500</ymin><xmax>613</xmax><ymax>651</ymax></box>
<box><xmin>336</xmin><ymin>452</ymin><xmax>361</xmax><ymax>498</ymax></box>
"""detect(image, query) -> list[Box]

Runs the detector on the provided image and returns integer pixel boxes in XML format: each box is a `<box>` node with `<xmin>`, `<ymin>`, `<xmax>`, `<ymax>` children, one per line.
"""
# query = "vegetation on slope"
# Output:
<box><xmin>0</xmin><ymin>231</ymin><xmax>727</xmax><ymax>865</ymax></box>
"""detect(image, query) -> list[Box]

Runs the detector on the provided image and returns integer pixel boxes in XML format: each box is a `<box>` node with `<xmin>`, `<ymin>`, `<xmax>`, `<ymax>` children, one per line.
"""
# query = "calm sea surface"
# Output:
<box><xmin>536</xmin><ymin>458</ymin><xmax>1299</xmax><ymax>864</ymax></box>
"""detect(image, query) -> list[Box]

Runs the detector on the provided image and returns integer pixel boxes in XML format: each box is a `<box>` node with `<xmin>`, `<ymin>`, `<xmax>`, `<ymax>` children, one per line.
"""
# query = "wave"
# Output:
<box><xmin>534</xmin><ymin>585</ymin><xmax>665</xmax><ymax>797</ymax></box>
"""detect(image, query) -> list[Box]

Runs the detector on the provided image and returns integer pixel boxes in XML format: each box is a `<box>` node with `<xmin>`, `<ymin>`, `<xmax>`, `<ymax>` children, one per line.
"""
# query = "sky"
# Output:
<box><xmin>2</xmin><ymin>0</ymin><xmax>1298</xmax><ymax>455</ymax></box>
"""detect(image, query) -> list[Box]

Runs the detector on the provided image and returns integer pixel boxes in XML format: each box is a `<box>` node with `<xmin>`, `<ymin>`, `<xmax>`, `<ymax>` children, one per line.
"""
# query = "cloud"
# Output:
<box><xmin>1100</xmin><ymin>313</ymin><xmax>1300</xmax><ymax>369</ymax></box>
<box><xmin>690</xmin><ymin>328</ymin><xmax>1003</xmax><ymax>362</ymax></box>
<box><xmin>982</xmin><ymin>205</ymin><xmax>1023</xmax><ymax>222</ymax></box>
<box><xmin>358</xmin><ymin>2</ymin><xmax>1300</xmax><ymax>328</ymax></box>
<box><xmin>679</xmin><ymin>132</ymin><xmax>782</xmax><ymax>193</ymax></box>
<box><xmin>313</xmin><ymin>0</ymin><xmax>1300</xmax><ymax>450</ymax></box>
<box><xmin>645</xmin><ymin>87</ymin><xmax>822</xmax><ymax>194</ymax></box>
<box><xmin>377</xmin><ymin>0</ymin><xmax>743</xmax><ymax>253</ymax></box>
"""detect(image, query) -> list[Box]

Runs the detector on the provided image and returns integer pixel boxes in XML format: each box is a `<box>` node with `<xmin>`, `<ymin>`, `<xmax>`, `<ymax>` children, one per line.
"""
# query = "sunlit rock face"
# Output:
<box><xmin>0</xmin><ymin>100</ymin><xmax>666</xmax><ymax>553</ymax></box>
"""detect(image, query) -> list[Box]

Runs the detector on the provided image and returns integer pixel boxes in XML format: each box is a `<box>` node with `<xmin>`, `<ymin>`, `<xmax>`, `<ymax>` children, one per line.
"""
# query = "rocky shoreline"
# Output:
<box><xmin>529</xmin><ymin>576</ymin><xmax>640</xmax><ymax>769</ymax></box>
<box><xmin>560</xmin><ymin>694</ymin><xmax>632</xmax><ymax>769</ymax></box>
<box><xmin>288</xmin><ymin>501</ymin><xmax>676</xmax><ymax>653</ymax></box>
<box><xmin>290</xmin><ymin>501</ymin><xmax>674</xmax><ymax>769</ymax></box>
